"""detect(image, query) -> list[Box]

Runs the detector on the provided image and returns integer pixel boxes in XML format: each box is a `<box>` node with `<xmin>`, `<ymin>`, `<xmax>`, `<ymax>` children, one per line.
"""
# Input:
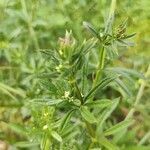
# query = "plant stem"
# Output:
<box><xmin>88</xmin><ymin>46</ymin><xmax>105</xmax><ymax>103</ymax></box>
<box><xmin>126</xmin><ymin>65</ymin><xmax>150</xmax><ymax>119</ymax></box>
<box><xmin>88</xmin><ymin>0</ymin><xmax>116</xmax><ymax>102</ymax></box>
<box><xmin>111</xmin><ymin>65</ymin><xmax>150</xmax><ymax>143</ymax></box>
<box><xmin>93</xmin><ymin>46</ymin><xmax>105</xmax><ymax>88</ymax></box>
<box><xmin>138</xmin><ymin>131</ymin><xmax>150</xmax><ymax>145</ymax></box>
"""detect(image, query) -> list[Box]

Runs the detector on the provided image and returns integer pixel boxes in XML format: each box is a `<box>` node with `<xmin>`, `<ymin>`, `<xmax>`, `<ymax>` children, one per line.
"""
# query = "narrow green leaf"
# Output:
<box><xmin>0</xmin><ymin>86</ymin><xmax>18</xmax><ymax>101</ymax></box>
<box><xmin>98</xmin><ymin>136</ymin><xmax>119</xmax><ymax>150</ymax></box>
<box><xmin>104</xmin><ymin>119</ymin><xmax>134</xmax><ymax>136</ymax></box>
<box><xmin>40</xmin><ymin>80</ymin><xmax>58</xmax><ymax>94</ymax></box>
<box><xmin>40</xmin><ymin>49</ymin><xmax>59</xmax><ymax>64</ymax></box>
<box><xmin>37</xmin><ymin>72</ymin><xmax>59</xmax><ymax>78</ymax></box>
<box><xmin>117</xmin><ymin>39</ymin><xmax>134</xmax><ymax>46</ymax></box>
<box><xmin>51</xmin><ymin>131</ymin><xmax>62</xmax><ymax>142</ymax></box>
<box><xmin>97</xmin><ymin>98</ymin><xmax>120</xmax><ymax>131</ymax></box>
<box><xmin>115</xmin><ymin>78</ymin><xmax>132</xmax><ymax>96</ymax></box>
<box><xmin>105</xmin><ymin>0</ymin><xmax>116</xmax><ymax>34</ymax></box>
<box><xmin>7</xmin><ymin>123</ymin><xmax>27</xmax><ymax>136</ymax></box>
<box><xmin>59</xmin><ymin>109</ymin><xmax>76</xmax><ymax>132</ymax></box>
<box><xmin>82</xmin><ymin>38</ymin><xmax>97</xmax><ymax>55</ymax></box>
<box><xmin>61</xmin><ymin>124</ymin><xmax>79</xmax><ymax>140</ymax></box>
<box><xmin>84</xmin><ymin>99</ymin><xmax>112</xmax><ymax>109</ymax></box>
<box><xmin>107</xmin><ymin>67</ymin><xmax>145</xmax><ymax>79</ymax></box>
<box><xmin>121</xmin><ymin>33</ymin><xmax>136</xmax><ymax>39</ymax></box>
<box><xmin>0</xmin><ymin>83</ymin><xmax>25</xmax><ymax>97</ymax></box>
<box><xmin>122</xmin><ymin>146</ymin><xmax>150</xmax><ymax>150</ymax></box>
<box><xmin>90</xmin><ymin>148</ymin><xmax>101</xmax><ymax>150</ymax></box>
<box><xmin>121</xmin><ymin>68</ymin><xmax>145</xmax><ymax>78</ymax></box>
<box><xmin>80</xmin><ymin>106</ymin><xmax>97</xmax><ymax>124</ymax></box>
<box><xmin>84</xmin><ymin>76</ymin><xmax>117</xmax><ymax>101</ymax></box>
<box><xmin>118</xmin><ymin>18</ymin><xmax>128</xmax><ymax>29</ymax></box>
<box><xmin>83</xmin><ymin>21</ymin><xmax>99</xmax><ymax>38</ymax></box>
<box><xmin>30</xmin><ymin>98</ymin><xmax>63</xmax><ymax>106</ymax></box>
<box><xmin>106</xmin><ymin>44</ymin><xmax>118</xmax><ymax>60</ymax></box>
<box><xmin>14</xmin><ymin>141</ymin><xmax>39</xmax><ymax>148</ymax></box>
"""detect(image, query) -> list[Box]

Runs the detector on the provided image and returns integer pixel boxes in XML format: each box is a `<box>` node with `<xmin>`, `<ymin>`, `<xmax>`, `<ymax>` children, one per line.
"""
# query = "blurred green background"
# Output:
<box><xmin>0</xmin><ymin>0</ymin><xmax>150</xmax><ymax>149</ymax></box>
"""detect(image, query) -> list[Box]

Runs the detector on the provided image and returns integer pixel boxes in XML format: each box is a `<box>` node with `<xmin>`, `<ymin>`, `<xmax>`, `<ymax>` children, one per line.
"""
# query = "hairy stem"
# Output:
<box><xmin>93</xmin><ymin>46</ymin><xmax>105</xmax><ymax>87</ymax></box>
<box><xmin>126</xmin><ymin>65</ymin><xmax>150</xmax><ymax>119</ymax></box>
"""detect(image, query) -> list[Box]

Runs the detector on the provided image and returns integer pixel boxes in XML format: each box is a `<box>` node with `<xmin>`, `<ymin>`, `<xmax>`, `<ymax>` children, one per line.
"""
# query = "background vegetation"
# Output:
<box><xmin>0</xmin><ymin>0</ymin><xmax>149</xmax><ymax>149</ymax></box>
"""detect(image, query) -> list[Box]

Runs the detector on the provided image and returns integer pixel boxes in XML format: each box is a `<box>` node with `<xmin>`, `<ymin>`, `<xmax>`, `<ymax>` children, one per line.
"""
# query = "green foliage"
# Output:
<box><xmin>80</xmin><ymin>106</ymin><xmax>97</xmax><ymax>124</ymax></box>
<box><xmin>0</xmin><ymin>0</ymin><xmax>150</xmax><ymax>150</ymax></box>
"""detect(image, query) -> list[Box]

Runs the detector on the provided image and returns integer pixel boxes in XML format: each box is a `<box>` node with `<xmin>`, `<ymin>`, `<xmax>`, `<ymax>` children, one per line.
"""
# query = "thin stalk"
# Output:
<box><xmin>138</xmin><ymin>131</ymin><xmax>150</xmax><ymax>145</ymax></box>
<box><xmin>81</xmin><ymin>63</ymin><xmax>88</xmax><ymax>94</ymax></box>
<box><xmin>88</xmin><ymin>46</ymin><xmax>105</xmax><ymax>103</ymax></box>
<box><xmin>90</xmin><ymin>0</ymin><xmax>116</xmax><ymax>101</ymax></box>
<box><xmin>92</xmin><ymin>46</ymin><xmax>105</xmax><ymax>89</ymax></box>
<box><xmin>115</xmin><ymin>65</ymin><xmax>150</xmax><ymax>142</ymax></box>
<box><xmin>126</xmin><ymin>65</ymin><xmax>150</xmax><ymax>119</ymax></box>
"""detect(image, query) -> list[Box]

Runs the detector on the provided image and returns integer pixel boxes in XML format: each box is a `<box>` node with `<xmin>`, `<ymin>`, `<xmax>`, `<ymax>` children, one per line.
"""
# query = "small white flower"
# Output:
<box><xmin>59</xmin><ymin>49</ymin><xmax>63</xmax><ymax>55</ymax></box>
<box><xmin>43</xmin><ymin>124</ymin><xmax>48</xmax><ymax>130</ymax></box>
<box><xmin>68</xmin><ymin>96</ymin><xmax>74</xmax><ymax>102</ymax></box>
<box><xmin>55</xmin><ymin>64</ymin><xmax>63</xmax><ymax>72</ymax></box>
<box><xmin>99</xmin><ymin>32</ymin><xmax>104</xmax><ymax>38</ymax></box>
<box><xmin>44</xmin><ymin>113</ymin><xmax>49</xmax><ymax>117</ymax></box>
<box><xmin>69</xmin><ymin>99</ymin><xmax>73</xmax><ymax>102</ymax></box>
<box><xmin>81</xmin><ymin>93</ymin><xmax>84</xmax><ymax>97</ymax></box>
<box><xmin>64</xmin><ymin>91</ymin><xmax>70</xmax><ymax>98</ymax></box>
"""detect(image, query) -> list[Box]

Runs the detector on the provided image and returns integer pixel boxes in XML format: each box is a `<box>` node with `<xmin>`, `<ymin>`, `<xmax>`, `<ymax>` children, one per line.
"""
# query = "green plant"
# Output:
<box><xmin>23</xmin><ymin>0</ymin><xmax>147</xmax><ymax>149</ymax></box>
<box><xmin>0</xmin><ymin>0</ymin><xmax>149</xmax><ymax>149</ymax></box>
